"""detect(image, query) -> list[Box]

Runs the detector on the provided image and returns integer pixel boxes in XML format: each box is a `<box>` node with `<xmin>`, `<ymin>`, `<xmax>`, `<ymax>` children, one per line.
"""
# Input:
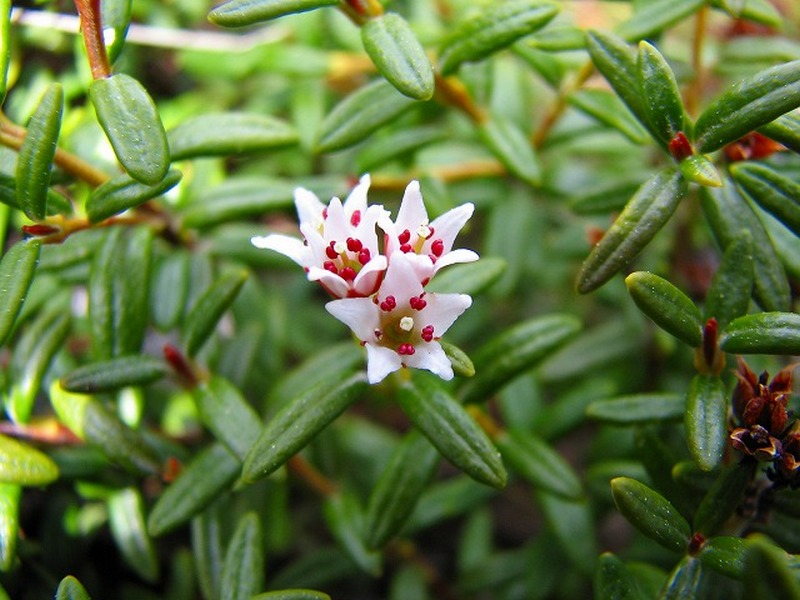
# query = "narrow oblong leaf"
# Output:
<box><xmin>101</xmin><ymin>0</ymin><xmax>132</xmax><ymax>63</ymax></box>
<box><xmin>0</xmin><ymin>0</ymin><xmax>10</xmax><ymax>103</ymax></box>
<box><xmin>625</xmin><ymin>271</ymin><xmax>703</xmax><ymax>347</ymax></box>
<box><xmin>89</xmin><ymin>73</ymin><xmax>170</xmax><ymax>185</ymax></box>
<box><xmin>731</xmin><ymin>162</ymin><xmax>800</xmax><ymax>236</ymax></box>
<box><xmin>252</xmin><ymin>592</ymin><xmax>331</xmax><ymax>600</ymax></box>
<box><xmin>425</xmin><ymin>257</ymin><xmax>506</xmax><ymax>296</ymax></box>
<box><xmin>316</xmin><ymin>80</ymin><xmax>417</xmax><ymax>153</ymax></box>
<box><xmin>460</xmin><ymin>314</ymin><xmax>581</xmax><ymax>404</ymax></box>
<box><xmin>361</xmin><ymin>13</ymin><xmax>434</xmax><ymax>101</ymax></box>
<box><xmin>182</xmin><ymin>270</ymin><xmax>248</xmax><ymax>358</ymax></box>
<box><xmin>0</xmin><ymin>239</ymin><xmax>40</xmax><ymax>347</ymax></box>
<box><xmin>744</xmin><ymin>535</ymin><xmax>800</xmax><ymax>599</ymax></box>
<box><xmin>685</xmin><ymin>374</ymin><xmax>727</xmax><ymax>472</ymax></box>
<box><xmin>615</xmin><ymin>0</ymin><xmax>705</xmax><ymax>42</ymax></box>
<box><xmin>576</xmin><ymin>169</ymin><xmax>687</xmax><ymax>294</ymax></box>
<box><xmin>242</xmin><ymin>374</ymin><xmax>367</xmax><ymax>483</ymax></box>
<box><xmin>697</xmin><ymin>536</ymin><xmax>748</xmax><ymax>580</ymax></box>
<box><xmin>0</xmin><ymin>483</ymin><xmax>21</xmax><ymax>572</ymax></box>
<box><xmin>108</xmin><ymin>487</ymin><xmax>159</xmax><ymax>583</ymax></box>
<box><xmin>438</xmin><ymin>0</ymin><xmax>559</xmax><ymax>75</ymax></box>
<box><xmin>192</xmin><ymin>503</ymin><xmax>224</xmax><ymax>600</ymax></box>
<box><xmin>595</xmin><ymin>553</ymin><xmax>648</xmax><ymax>600</ymax></box>
<box><xmin>169</xmin><ymin>113</ymin><xmax>298</xmax><ymax>160</ymax></box>
<box><xmin>496</xmin><ymin>429</ymin><xmax>582</xmax><ymax>499</ymax></box>
<box><xmin>693</xmin><ymin>461</ymin><xmax>756</xmax><ymax>536</ymax></box>
<box><xmin>586</xmin><ymin>393</ymin><xmax>685</xmax><ymax>425</ymax></box>
<box><xmin>355</xmin><ymin>127</ymin><xmax>445</xmax><ymax>173</ymax></box>
<box><xmin>659</xmin><ymin>556</ymin><xmax>702</xmax><ymax>600</ymax></box>
<box><xmin>637</xmin><ymin>41</ymin><xmax>686</xmax><ymax>146</ymax></box>
<box><xmin>194</xmin><ymin>376</ymin><xmax>261</xmax><ymax>461</ymax></box>
<box><xmin>60</xmin><ymin>355</ymin><xmax>169</xmax><ymax>393</ymax></box>
<box><xmin>86</xmin><ymin>169</ymin><xmax>181</xmax><ymax>223</ymax></box>
<box><xmin>537</xmin><ymin>491</ymin><xmax>596</xmax><ymax>574</ymax></box>
<box><xmin>16</xmin><ymin>83</ymin><xmax>63</xmax><ymax>220</ymax></box>
<box><xmin>759</xmin><ymin>110</ymin><xmax>800</xmax><ymax>153</ymax></box>
<box><xmin>695</xmin><ymin>60</ymin><xmax>800</xmax><ymax>153</ymax></box>
<box><xmin>397</xmin><ymin>381</ymin><xmax>506</xmax><ymax>489</ymax></box>
<box><xmin>148</xmin><ymin>442</ymin><xmax>240</xmax><ymax>536</ymax></box>
<box><xmin>567</xmin><ymin>89</ymin><xmax>648</xmax><ymax>144</ymax></box>
<box><xmin>678</xmin><ymin>154</ymin><xmax>723</xmax><ymax>188</ymax></box>
<box><xmin>179</xmin><ymin>178</ymin><xmax>294</xmax><ymax>229</ymax></box>
<box><xmin>55</xmin><ymin>576</ymin><xmax>92</xmax><ymax>600</ymax></box>
<box><xmin>151</xmin><ymin>251</ymin><xmax>190</xmax><ymax>330</ymax></box>
<box><xmin>611</xmin><ymin>477</ymin><xmax>691</xmax><ymax>554</ymax></box>
<box><xmin>208</xmin><ymin>0</ymin><xmax>339</xmax><ymax>27</ymax></box>
<box><xmin>0</xmin><ymin>434</ymin><xmax>59</xmax><ymax>485</ymax></box>
<box><xmin>324</xmin><ymin>491</ymin><xmax>381</xmax><ymax>576</ymax></box>
<box><xmin>720</xmin><ymin>312</ymin><xmax>800</xmax><ymax>355</ymax></box>
<box><xmin>477</xmin><ymin>116</ymin><xmax>541</xmax><ymax>186</ymax></box>
<box><xmin>220</xmin><ymin>512</ymin><xmax>264</xmax><ymax>600</ymax></box>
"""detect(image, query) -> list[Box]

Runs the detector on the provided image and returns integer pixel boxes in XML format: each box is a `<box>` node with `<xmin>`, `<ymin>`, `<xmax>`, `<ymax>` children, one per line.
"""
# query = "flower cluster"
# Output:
<box><xmin>252</xmin><ymin>175</ymin><xmax>477</xmax><ymax>384</ymax></box>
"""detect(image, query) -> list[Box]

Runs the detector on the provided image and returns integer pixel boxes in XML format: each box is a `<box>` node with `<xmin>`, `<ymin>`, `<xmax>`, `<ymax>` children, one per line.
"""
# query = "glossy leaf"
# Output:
<box><xmin>221</xmin><ymin>512</ymin><xmax>264</xmax><ymax>600</ymax></box>
<box><xmin>477</xmin><ymin>116</ymin><xmax>541</xmax><ymax>186</ymax></box>
<box><xmin>695</xmin><ymin>60</ymin><xmax>800</xmax><ymax>152</ymax></box>
<box><xmin>626</xmin><ymin>271</ymin><xmax>703</xmax><ymax>347</ymax></box>
<box><xmin>208</xmin><ymin>0</ymin><xmax>338</xmax><ymax>27</ymax></box>
<box><xmin>576</xmin><ymin>169</ymin><xmax>687</xmax><ymax>294</ymax></box>
<box><xmin>440</xmin><ymin>340</ymin><xmax>475</xmax><ymax>378</ymax></box>
<box><xmin>460</xmin><ymin>314</ymin><xmax>580</xmax><ymax>404</ymax></box>
<box><xmin>0</xmin><ymin>433</ymin><xmax>59</xmax><ymax>486</ymax></box>
<box><xmin>731</xmin><ymin>162</ymin><xmax>800</xmax><ymax>236</ymax></box>
<box><xmin>108</xmin><ymin>487</ymin><xmax>159</xmax><ymax>582</ymax></box>
<box><xmin>324</xmin><ymin>491</ymin><xmax>381</xmax><ymax>575</ymax></box>
<box><xmin>55</xmin><ymin>576</ymin><xmax>92</xmax><ymax>600</ymax></box>
<box><xmin>316</xmin><ymin>80</ymin><xmax>417</xmax><ymax>153</ymax></box>
<box><xmin>567</xmin><ymin>89</ymin><xmax>648</xmax><ymax>144</ymax></box>
<box><xmin>586</xmin><ymin>393</ymin><xmax>685</xmax><ymax>424</ymax></box>
<box><xmin>252</xmin><ymin>592</ymin><xmax>331</xmax><ymax>600</ymax></box>
<box><xmin>720</xmin><ymin>312</ymin><xmax>800</xmax><ymax>354</ymax></box>
<box><xmin>101</xmin><ymin>0</ymin><xmax>132</xmax><ymax>63</ymax></box>
<box><xmin>194</xmin><ymin>376</ymin><xmax>261</xmax><ymax>461</ymax></box>
<box><xmin>637</xmin><ymin>41</ymin><xmax>686</xmax><ymax>146</ymax></box>
<box><xmin>438</xmin><ymin>0</ymin><xmax>559</xmax><ymax>75</ymax></box>
<box><xmin>611</xmin><ymin>477</ymin><xmax>691</xmax><ymax>554</ymax></box>
<box><xmin>182</xmin><ymin>270</ymin><xmax>248</xmax><ymax>358</ymax></box>
<box><xmin>397</xmin><ymin>381</ymin><xmax>506</xmax><ymax>489</ymax></box>
<box><xmin>168</xmin><ymin>113</ymin><xmax>298</xmax><ymax>160</ymax></box>
<box><xmin>0</xmin><ymin>483</ymin><xmax>20</xmax><ymax>572</ymax></box>
<box><xmin>595</xmin><ymin>553</ymin><xmax>648</xmax><ymax>600</ymax></box>
<box><xmin>615</xmin><ymin>0</ymin><xmax>705</xmax><ymax>42</ymax></box>
<box><xmin>0</xmin><ymin>0</ymin><xmax>9</xmax><ymax>102</ymax></box>
<box><xmin>537</xmin><ymin>491</ymin><xmax>597</xmax><ymax>574</ymax></box>
<box><xmin>242</xmin><ymin>374</ymin><xmax>367</xmax><ymax>482</ymax></box>
<box><xmin>180</xmin><ymin>178</ymin><xmax>294</xmax><ymax>229</ymax></box>
<box><xmin>89</xmin><ymin>73</ymin><xmax>170</xmax><ymax>185</ymax></box>
<box><xmin>659</xmin><ymin>556</ymin><xmax>702</xmax><ymax>600</ymax></box>
<box><xmin>744</xmin><ymin>535</ymin><xmax>800</xmax><ymax>599</ymax></box>
<box><xmin>697</xmin><ymin>536</ymin><xmax>748</xmax><ymax>580</ymax></box>
<box><xmin>700</xmin><ymin>183</ymin><xmax>790</xmax><ymax>311</ymax></box>
<box><xmin>355</xmin><ymin>126</ymin><xmax>445</xmax><ymax>173</ymax></box>
<box><xmin>693</xmin><ymin>461</ymin><xmax>756</xmax><ymax>536</ymax></box>
<box><xmin>678</xmin><ymin>154</ymin><xmax>723</xmax><ymax>188</ymax></box>
<box><xmin>759</xmin><ymin>109</ymin><xmax>800</xmax><ymax>153</ymax></box>
<box><xmin>426</xmin><ymin>256</ymin><xmax>506</xmax><ymax>296</ymax></box>
<box><xmin>16</xmin><ymin>83</ymin><xmax>63</xmax><ymax>220</ymax></box>
<box><xmin>0</xmin><ymin>239</ymin><xmax>40</xmax><ymax>347</ymax></box>
<box><xmin>60</xmin><ymin>355</ymin><xmax>169</xmax><ymax>393</ymax></box>
<box><xmin>151</xmin><ymin>251</ymin><xmax>190</xmax><ymax>330</ymax></box>
<box><xmin>86</xmin><ymin>169</ymin><xmax>181</xmax><ymax>223</ymax></box>
<box><xmin>704</xmin><ymin>232</ymin><xmax>753</xmax><ymax>330</ymax></box>
<box><xmin>361</xmin><ymin>13</ymin><xmax>434</xmax><ymax>101</ymax></box>
<box><xmin>685</xmin><ymin>375</ymin><xmax>727</xmax><ymax>472</ymax></box>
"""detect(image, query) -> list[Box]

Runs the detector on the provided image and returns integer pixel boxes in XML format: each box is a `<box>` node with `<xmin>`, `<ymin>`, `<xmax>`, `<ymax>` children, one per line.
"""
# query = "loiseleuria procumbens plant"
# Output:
<box><xmin>252</xmin><ymin>175</ymin><xmax>477</xmax><ymax>383</ymax></box>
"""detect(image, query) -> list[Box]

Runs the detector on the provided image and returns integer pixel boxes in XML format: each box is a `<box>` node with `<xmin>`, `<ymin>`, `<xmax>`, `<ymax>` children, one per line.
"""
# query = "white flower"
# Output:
<box><xmin>252</xmin><ymin>175</ymin><xmax>389</xmax><ymax>298</ymax></box>
<box><xmin>326</xmin><ymin>252</ymin><xmax>472</xmax><ymax>384</ymax></box>
<box><xmin>380</xmin><ymin>180</ymin><xmax>478</xmax><ymax>284</ymax></box>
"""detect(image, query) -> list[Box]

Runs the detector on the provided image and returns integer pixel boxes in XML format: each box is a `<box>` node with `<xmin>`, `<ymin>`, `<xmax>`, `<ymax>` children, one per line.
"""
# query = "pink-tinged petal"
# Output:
<box><xmin>325</xmin><ymin>298</ymin><xmax>379</xmax><ymax>340</ymax></box>
<box><xmin>428</xmin><ymin>202</ymin><xmax>474</xmax><ymax>250</ymax></box>
<box><xmin>251</xmin><ymin>234</ymin><xmax>309</xmax><ymax>266</ymax></box>
<box><xmin>352</xmin><ymin>255</ymin><xmax>387</xmax><ymax>296</ymax></box>
<box><xmin>395</xmin><ymin>180</ymin><xmax>428</xmax><ymax>231</ymax></box>
<box><xmin>365</xmin><ymin>344</ymin><xmax>402</xmax><ymax>384</ymax></box>
<box><xmin>343</xmin><ymin>174</ymin><xmax>371</xmax><ymax>215</ymax></box>
<box><xmin>404</xmin><ymin>343</ymin><xmax>454</xmax><ymax>380</ymax></box>
<box><xmin>357</xmin><ymin>204</ymin><xmax>390</xmax><ymax>253</ymax></box>
<box><xmin>431</xmin><ymin>248</ymin><xmax>479</xmax><ymax>272</ymax></box>
<box><xmin>308</xmin><ymin>268</ymin><xmax>350</xmax><ymax>299</ymax></box>
<box><xmin>378</xmin><ymin>253</ymin><xmax>424</xmax><ymax>303</ymax></box>
<box><xmin>322</xmin><ymin>197</ymin><xmax>351</xmax><ymax>243</ymax></box>
<box><xmin>420</xmin><ymin>293</ymin><xmax>472</xmax><ymax>334</ymax></box>
<box><xmin>299</xmin><ymin>223</ymin><xmax>327</xmax><ymax>263</ymax></box>
<box><xmin>294</xmin><ymin>187</ymin><xmax>326</xmax><ymax>226</ymax></box>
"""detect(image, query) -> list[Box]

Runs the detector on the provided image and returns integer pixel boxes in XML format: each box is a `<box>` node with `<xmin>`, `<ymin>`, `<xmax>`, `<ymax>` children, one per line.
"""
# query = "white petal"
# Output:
<box><xmin>352</xmin><ymin>255</ymin><xmax>387</xmax><ymax>296</ymax></box>
<box><xmin>428</xmin><ymin>202</ymin><xmax>474</xmax><ymax>249</ymax></box>
<box><xmin>325</xmin><ymin>298</ymin><xmax>379</xmax><ymax>340</ymax></box>
<box><xmin>404</xmin><ymin>343</ymin><xmax>453</xmax><ymax>380</ymax></box>
<box><xmin>308</xmin><ymin>268</ymin><xmax>350</xmax><ymax>299</ymax></box>
<box><xmin>322</xmin><ymin>197</ymin><xmax>351</xmax><ymax>243</ymax></box>
<box><xmin>379</xmin><ymin>252</ymin><xmax>424</xmax><ymax>303</ymax></box>
<box><xmin>343</xmin><ymin>174</ymin><xmax>371</xmax><ymax>214</ymax></box>
<box><xmin>250</xmin><ymin>234</ymin><xmax>309</xmax><ymax>266</ymax></box>
<box><xmin>365</xmin><ymin>344</ymin><xmax>402</xmax><ymax>384</ymax></box>
<box><xmin>395</xmin><ymin>180</ymin><xmax>428</xmax><ymax>232</ymax></box>
<box><xmin>419</xmin><ymin>293</ymin><xmax>472</xmax><ymax>334</ymax></box>
<box><xmin>432</xmin><ymin>248</ymin><xmax>479</xmax><ymax>272</ymax></box>
<box><xmin>294</xmin><ymin>187</ymin><xmax>326</xmax><ymax>226</ymax></box>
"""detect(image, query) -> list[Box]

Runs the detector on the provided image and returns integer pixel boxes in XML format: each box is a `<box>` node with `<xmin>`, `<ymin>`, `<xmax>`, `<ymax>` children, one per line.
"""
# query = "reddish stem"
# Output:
<box><xmin>74</xmin><ymin>0</ymin><xmax>112</xmax><ymax>79</ymax></box>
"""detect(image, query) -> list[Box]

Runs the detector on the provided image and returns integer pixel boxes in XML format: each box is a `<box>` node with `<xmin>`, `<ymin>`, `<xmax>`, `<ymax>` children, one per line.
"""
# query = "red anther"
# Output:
<box><xmin>398</xmin><ymin>229</ymin><xmax>411</xmax><ymax>245</ymax></box>
<box><xmin>350</xmin><ymin>210</ymin><xmax>361</xmax><ymax>227</ymax></box>
<box><xmin>163</xmin><ymin>343</ymin><xmax>198</xmax><ymax>388</ymax></box>
<box><xmin>322</xmin><ymin>207</ymin><xmax>328</xmax><ymax>219</ymax></box>
<box><xmin>380</xmin><ymin>295</ymin><xmax>396</xmax><ymax>311</ymax></box>
<box><xmin>358</xmin><ymin>248</ymin><xmax>371</xmax><ymax>264</ymax></box>
<box><xmin>340</xmin><ymin>267</ymin><xmax>356</xmax><ymax>281</ymax></box>
<box><xmin>325</xmin><ymin>243</ymin><xmax>339</xmax><ymax>259</ymax></box>
<box><xmin>324</xmin><ymin>261</ymin><xmax>338</xmax><ymax>273</ymax></box>
<box><xmin>426</xmin><ymin>227</ymin><xmax>435</xmax><ymax>239</ymax></box>
<box><xmin>409</xmin><ymin>296</ymin><xmax>427</xmax><ymax>310</ymax></box>
<box><xmin>347</xmin><ymin>237</ymin><xmax>362</xmax><ymax>252</ymax></box>
<box><xmin>431</xmin><ymin>239</ymin><xmax>444</xmax><ymax>257</ymax></box>
<box><xmin>669</xmin><ymin>131</ymin><xmax>694</xmax><ymax>162</ymax></box>
<box><xmin>397</xmin><ymin>343</ymin><xmax>416</xmax><ymax>355</ymax></box>
<box><xmin>22</xmin><ymin>224</ymin><xmax>60</xmax><ymax>236</ymax></box>
<box><xmin>421</xmin><ymin>325</ymin><xmax>434</xmax><ymax>342</ymax></box>
<box><xmin>400</xmin><ymin>244</ymin><xmax>413</xmax><ymax>253</ymax></box>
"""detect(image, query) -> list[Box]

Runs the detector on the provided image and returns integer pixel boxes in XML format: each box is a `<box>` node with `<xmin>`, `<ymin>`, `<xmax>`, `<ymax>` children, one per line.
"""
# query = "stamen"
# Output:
<box><xmin>400</xmin><ymin>243</ymin><xmax>413</xmax><ymax>253</ymax></box>
<box><xmin>333</xmin><ymin>241</ymin><xmax>347</xmax><ymax>255</ymax></box>
<box><xmin>358</xmin><ymin>248</ymin><xmax>371</xmax><ymax>265</ymax></box>
<box><xmin>380</xmin><ymin>296</ymin><xmax>396</xmax><ymax>311</ymax></box>
<box><xmin>409</xmin><ymin>295</ymin><xmax>427</xmax><ymax>310</ymax></box>
<box><xmin>399</xmin><ymin>316</ymin><xmax>414</xmax><ymax>331</ymax></box>
<box><xmin>374</xmin><ymin>329</ymin><xmax>383</xmax><ymax>339</ymax></box>
<box><xmin>397</xmin><ymin>343</ymin><xmax>415</xmax><ymax>355</ymax></box>
<box><xmin>322</xmin><ymin>208</ymin><xmax>328</xmax><ymax>219</ymax></box>
<box><xmin>350</xmin><ymin>210</ymin><xmax>361</xmax><ymax>227</ymax></box>
<box><xmin>346</xmin><ymin>237</ymin><xmax>362</xmax><ymax>252</ymax></box>
<box><xmin>421</xmin><ymin>325</ymin><xmax>434</xmax><ymax>342</ymax></box>
<box><xmin>431</xmin><ymin>239</ymin><xmax>444</xmax><ymax>257</ymax></box>
<box><xmin>323</xmin><ymin>261</ymin><xmax>338</xmax><ymax>273</ymax></box>
<box><xmin>340</xmin><ymin>267</ymin><xmax>356</xmax><ymax>281</ymax></box>
<box><xmin>417</xmin><ymin>224</ymin><xmax>431</xmax><ymax>239</ymax></box>
<box><xmin>326</xmin><ymin>242</ymin><xmax>338</xmax><ymax>259</ymax></box>
<box><xmin>398</xmin><ymin>229</ymin><xmax>411</xmax><ymax>245</ymax></box>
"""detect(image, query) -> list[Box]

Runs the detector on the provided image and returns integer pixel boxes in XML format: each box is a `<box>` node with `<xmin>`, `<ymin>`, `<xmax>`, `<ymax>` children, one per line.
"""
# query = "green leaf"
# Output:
<box><xmin>60</xmin><ymin>355</ymin><xmax>169</xmax><ymax>393</ymax></box>
<box><xmin>586</xmin><ymin>393</ymin><xmax>685</xmax><ymax>425</ymax></box>
<box><xmin>496</xmin><ymin>429</ymin><xmax>582</xmax><ymax>499</ymax></box>
<box><xmin>208</xmin><ymin>0</ymin><xmax>339</xmax><ymax>27</ymax></box>
<box><xmin>363</xmin><ymin>430</ymin><xmax>439</xmax><ymax>549</ymax></box>
<box><xmin>148</xmin><ymin>442</ymin><xmax>240</xmax><ymax>536</ymax></box>
<box><xmin>242</xmin><ymin>373</ymin><xmax>367</xmax><ymax>482</ymax></box>
<box><xmin>101</xmin><ymin>0</ymin><xmax>132</xmax><ymax>63</ymax></box>
<box><xmin>697</xmin><ymin>536</ymin><xmax>748</xmax><ymax>580</ymax></box>
<box><xmin>744</xmin><ymin>535</ymin><xmax>800</xmax><ymax>599</ymax></box>
<box><xmin>151</xmin><ymin>251</ymin><xmax>190</xmax><ymax>330</ymax></box>
<box><xmin>731</xmin><ymin>162</ymin><xmax>800</xmax><ymax>236</ymax></box>
<box><xmin>316</xmin><ymin>79</ymin><xmax>418</xmax><ymax>153</ymax></box>
<box><xmin>537</xmin><ymin>491</ymin><xmax>597</xmax><ymax>574</ymax></box>
<box><xmin>576</xmin><ymin>169</ymin><xmax>687</xmax><ymax>294</ymax></box>
<box><xmin>759</xmin><ymin>109</ymin><xmax>800</xmax><ymax>153</ymax></box>
<box><xmin>595</xmin><ymin>553</ymin><xmax>648</xmax><ymax>600</ymax></box>
<box><xmin>16</xmin><ymin>83</ymin><xmax>63</xmax><ymax>220</ymax></box>
<box><xmin>0</xmin><ymin>0</ymin><xmax>10</xmax><ymax>103</ymax></box>
<box><xmin>0</xmin><ymin>483</ymin><xmax>20</xmax><ymax>572</ymax></box>
<box><xmin>710</xmin><ymin>0</ymin><xmax>783</xmax><ymax>26</ymax></box>
<box><xmin>685</xmin><ymin>375</ymin><xmax>727</xmax><ymax>472</ymax></box>
<box><xmin>625</xmin><ymin>271</ymin><xmax>703</xmax><ymax>347</ymax></box>
<box><xmin>324</xmin><ymin>491</ymin><xmax>381</xmax><ymax>576</ymax></box>
<box><xmin>678</xmin><ymin>154</ymin><xmax>723</xmax><ymax>188</ymax></box>
<box><xmin>0</xmin><ymin>239</ymin><xmax>40</xmax><ymax>347</ymax></box>
<box><xmin>361</xmin><ymin>13</ymin><xmax>434</xmax><ymax>101</ymax></box>
<box><xmin>355</xmin><ymin>126</ymin><xmax>445</xmax><ymax>173</ymax></box>
<box><xmin>720</xmin><ymin>312</ymin><xmax>800</xmax><ymax>354</ymax></box>
<box><xmin>182</xmin><ymin>270</ymin><xmax>248</xmax><ymax>358</ymax></box>
<box><xmin>439</xmin><ymin>0</ymin><xmax>559</xmax><ymax>75</ymax></box>
<box><xmin>55</xmin><ymin>576</ymin><xmax>92</xmax><ymax>600</ymax></box>
<box><xmin>616</xmin><ymin>0</ymin><xmax>705</xmax><ymax>42</ymax></box>
<box><xmin>693</xmin><ymin>461</ymin><xmax>756</xmax><ymax>536</ymax></box>
<box><xmin>108</xmin><ymin>487</ymin><xmax>159</xmax><ymax>583</ymax></box>
<box><xmin>425</xmin><ymin>257</ymin><xmax>506</xmax><ymax>296</ymax></box>
<box><xmin>397</xmin><ymin>380</ymin><xmax>506</xmax><ymax>489</ymax></box>
<box><xmin>194</xmin><ymin>376</ymin><xmax>261</xmax><ymax>461</ymax></box>
<box><xmin>168</xmin><ymin>113</ymin><xmax>298</xmax><ymax>160</ymax></box>
<box><xmin>252</xmin><ymin>592</ymin><xmax>331</xmax><ymax>600</ymax></box>
<box><xmin>659</xmin><ymin>556</ymin><xmax>702</xmax><ymax>600</ymax></box>
<box><xmin>179</xmin><ymin>178</ymin><xmax>294</xmax><ymax>229</ymax></box>
<box><xmin>0</xmin><ymin>433</ymin><xmax>59</xmax><ymax>486</ymax></box>
<box><xmin>700</xmin><ymin>183</ymin><xmax>790</xmax><ymax>312</ymax></box>
<box><xmin>695</xmin><ymin>61</ymin><xmax>800</xmax><ymax>153</ymax></box>
<box><xmin>611</xmin><ymin>477</ymin><xmax>691</xmax><ymax>554</ymax></box>
<box><xmin>461</xmin><ymin>314</ymin><xmax>580</xmax><ymax>404</ymax></box>
<box><xmin>637</xmin><ymin>41</ymin><xmax>686</xmax><ymax>146</ymax></box>
<box><xmin>440</xmin><ymin>340</ymin><xmax>475</xmax><ymax>378</ymax></box>
<box><xmin>86</xmin><ymin>169</ymin><xmax>181</xmax><ymax>223</ymax></box>
<box><xmin>477</xmin><ymin>115</ymin><xmax>541</xmax><ymax>186</ymax></box>
<box><xmin>567</xmin><ymin>89</ymin><xmax>648</xmax><ymax>144</ymax></box>
<box><xmin>568</xmin><ymin>175</ymin><xmax>645</xmax><ymax>215</ymax></box>
<box><xmin>220</xmin><ymin>512</ymin><xmax>264</xmax><ymax>600</ymax></box>
<box><xmin>527</xmin><ymin>25</ymin><xmax>585</xmax><ymax>51</ymax></box>
<box><xmin>704</xmin><ymin>233</ymin><xmax>754</xmax><ymax>330</ymax></box>
<box><xmin>89</xmin><ymin>73</ymin><xmax>170</xmax><ymax>185</ymax></box>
